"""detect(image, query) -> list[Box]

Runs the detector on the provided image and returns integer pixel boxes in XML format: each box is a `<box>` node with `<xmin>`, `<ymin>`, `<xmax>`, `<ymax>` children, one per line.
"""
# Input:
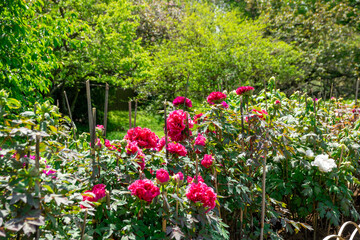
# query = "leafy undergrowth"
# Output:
<box><xmin>1</xmin><ymin>78</ymin><xmax>360</xmax><ymax>239</ymax></box>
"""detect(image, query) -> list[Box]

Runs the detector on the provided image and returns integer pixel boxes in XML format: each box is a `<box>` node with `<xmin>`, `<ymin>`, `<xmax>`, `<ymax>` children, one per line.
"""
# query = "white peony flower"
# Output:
<box><xmin>305</xmin><ymin>149</ymin><xmax>314</xmax><ymax>158</ymax></box>
<box><xmin>311</xmin><ymin>154</ymin><xmax>337</xmax><ymax>172</ymax></box>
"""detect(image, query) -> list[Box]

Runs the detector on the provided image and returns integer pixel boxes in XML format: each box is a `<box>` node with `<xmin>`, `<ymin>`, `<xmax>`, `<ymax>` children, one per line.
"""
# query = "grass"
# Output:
<box><xmin>105</xmin><ymin>110</ymin><xmax>165</xmax><ymax>140</ymax></box>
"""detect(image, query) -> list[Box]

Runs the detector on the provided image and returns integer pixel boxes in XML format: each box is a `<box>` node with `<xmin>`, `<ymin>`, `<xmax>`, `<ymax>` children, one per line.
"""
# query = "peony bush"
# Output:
<box><xmin>1</xmin><ymin>79</ymin><xmax>360</xmax><ymax>240</ymax></box>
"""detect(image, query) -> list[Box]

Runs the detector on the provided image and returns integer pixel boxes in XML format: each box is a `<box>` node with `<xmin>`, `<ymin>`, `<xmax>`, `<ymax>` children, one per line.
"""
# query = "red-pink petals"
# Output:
<box><xmin>128</xmin><ymin>179</ymin><xmax>160</xmax><ymax>203</ymax></box>
<box><xmin>236</xmin><ymin>86</ymin><xmax>254</xmax><ymax>95</ymax></box>
<box><xmin>124</xmin><ymin>127</ymin><xmax>159</xmax><ymax>149</ymax></box>
<box><xmin>186</xmin><ymin>181</ymin><xmax>217</xmax><ymax>212</ymax></box>
<box><xmin>201</xmin><ymin>154</ymin><xmax>213</xmax><ymax>168</ymax></box>
<box><xmin>207</xmin><ymin>92</ymin><xmax>227</xmax><ymax>105</ymax></box>
<box><xmin>167</xmin><ymin>142</ymin><xmax>187</xmax><ymax>156</ymax></box>
<box><xmin>173</xmin><ymin>96</ymin><xmax>192</xmax><ymax>108</ymax></box>
<box><xmin>156</xmin><ymin>168</ymin><xmax>170</xmax><ymax>183</ymax></box>
<box><xmin>167</xmin><ymin>110</ymin><xmax>193</xmax><ymax>142</ymax></box>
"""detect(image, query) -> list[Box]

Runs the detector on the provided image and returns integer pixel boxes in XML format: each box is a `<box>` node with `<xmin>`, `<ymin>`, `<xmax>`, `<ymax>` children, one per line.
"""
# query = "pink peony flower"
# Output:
<box><xmin>126</xmin><ymin>141</ymin><xmax>140</xmax><ymax>155</ymax></box>
<box><xmin>201</xmin><ymin>154</ymin><xmax>213</xmax><ymax>168</ymax></box>
<box><xmin>195</xmin><ymin>134</ymin><xmax>206</xmax><ymax>146</ymax></box>
<box><xmin>186</xmin><ymin>181</ymin><xmax>217</xmax><ymax>213</ymax></box>
<box><xmin>156</xmin><ymin>136</ymin><xmax>171</xmax><ymax>152</ymax></box>
<box><xmin>104</xmin><ymin>139</ymin><xmax>116</xmax><ymax>150</ymax></box>
<box><xmin>275</xmin><ymin>100</ymin><xmax>280</xmax><ymax>105</ymax></box>
<box><xmin>96</xmin><ymin>125</ymin><xmax>105</xmax><ymax>130</ymax></box>
<box><xmin>207</xmin><ymin>92</ymin><xmax>227</xmax><ymax>105</ymax></box>
<box><xmin>236</xmin><ymin>86</ymin><xmax>254</xmax><ymax>96</ymax></box>
<box><xmin>128</xmin><ymin>179</ymin><xmax>160</xmax><ymax>203</ymax></box>
<box><xmin>167</xmin><ymin>110</ymin><xmax>193</xmax><ymax>142</ymax></box>
<box><xmin>186</xmin><ymin>175</ymin><xmax>204</xmax><ymax>184</ymax></box>
<box><xmin>124</xmin><ymin>127</ymin><xmax>159</xmax><ymax>149</ymax></box>
<box><xmin>174</xmin><ymin>172</ymin><xmax>184</xmax><ymax>181</ymax></box>
<box><xmin>221</xmin><ymin>101</ymin><xmax>229</xmax><ymax>109</ymax></box>
<box><xmin>156</xmin><ymin>168</ymin><xmax>170</xmax><ymax>183</ymax></box>
<box><xmin>167</xmin><ymin>142</ymin><xmax>187</xmax><ymax>156</ymax></box>
<box><xmin>80</xmin><ymin>184</ymin><xmax>106</xmax><ymax>209</ymax></box>
<box><xmin>173</xmin><ymin>96</ymin><xmax>192</xmax><ymax>108</ymax></box>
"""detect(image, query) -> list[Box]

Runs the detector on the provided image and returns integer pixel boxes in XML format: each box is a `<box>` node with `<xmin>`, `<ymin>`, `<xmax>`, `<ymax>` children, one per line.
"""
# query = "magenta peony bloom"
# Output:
<box><xmin>128</xmin><ymin>179</ymin><xmax>160</xmax><ymax>203</ymax></box>
<box><xmin>173</xmin><ymin>96</ymin><xmax>192</xmax><ymax>108</ymax></box>
<box><xmin>96</xmin><ymin>125</ymin><xmax>105</xmax><ymax>130</ymax></box>
<box><xmin>174</xmin><ymin>172</ymin><xmax>184</xmax><ymax>181</ymax></box>
<box><xmin>156</xmin><ymin>168</ymin><xmax>170</xmax><ymax>183</ymax></box>
<box><xmin>201</xmin><ymin>154</ymin><xmax>213</xmax><ymax>168</ymax></box>
<box><xmin>186</xmin><ymin>181</ymin><xmax>217</xmax><ymax>213</ymax></box>
<box><xmin>221</xmin><ymin>101</ymin><xmax>229</xmax><ymax>109</ymax></box>
<box><xmin>104</xmin><ymin>139</ymin><xmax>116</xmax><ymax>150</ymax></box>
<box><xmin>167</xmin><ymin>142</ymin><xmax>187</xmax><ymax>156</ymax></box>
<box><xmin>186</xmin><ymin>175</ymin><xmax>204</xmax><ymax>184</ymax></box>
<box><xmin>275</xmin><ymin>100</ymin><xmax>280</xmax><ymax>105</ymax></box>
<box><xmin>124</xmin><ymin>127</ymin><xmax>159</xmax><ymax>149</ymax></box>
<box><xmin>195</xmin><ymin>134</ymin><xmax>206</xmax><ymax>146</ymax></box>
<box><xmin>236</xmin><ymin>86</ymin><xmax>254</xmax><ymax>96</ymax></box>
<box><xmin>80</xmin><ymin>184</ymin><xmax>106</xmax><ymax>209</ymax></box>
<box><xmin>207</xmin><ymin>92</ymin><xmax>227</xmax><ymax>105</ymax></box>
<box><xmin>167</xmin><ymin>110</ymin><xmax>193</xmax><ymax>142</ymax></box>
<box><xmin>156</xmin><ymin>136</ymin><xmax>171</xmax><ymax>152</ymax></box>
<box><xmin>126</xmin><ymin>141</ymin><xmax>140</xmax><ymax>155</ymax></box>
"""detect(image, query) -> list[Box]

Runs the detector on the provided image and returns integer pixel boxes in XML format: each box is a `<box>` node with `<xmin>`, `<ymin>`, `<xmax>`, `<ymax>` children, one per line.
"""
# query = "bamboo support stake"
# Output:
<box><xmin>128</xmin><ymin>101</ymin><xmax>132</xmax><ymax>129</ymax></box>
<box><xmin>64</xmin><ymin>91</ymin><xmax>76</xmax><ymax>139</ymax></box>
<box><xmin>35</xmin><ymin>134</ymin><xmax>41</xmax><ymax>240</ymax></box>
<box><xmin>134</xmin><ymin>99</ymin><xmax>138</xmax><ymax>128</ymax></box>
<box><xmin>164</xmin><ymin>100</ymin><xmax>168</xmax><ymax>161</ymax></box>
<box><xmin>356</xmin><ymin>78</ymin><xmax>359</xmax><ymax>107</ymax></box>
<box><xmin>260</xmin><ymin>133</ymin><xmax>269</xmax><ymax>240</ymax></box>
<box><xmin>103</xmin><ymin>83</ymin><xmax>109</xmax><ymax>137</ymax></box>
<box><xmin>80</xmin><ymin>210</ymin><xmax>88</xmax><ymax>240</ymax></box>
<box><xmin>195</xmin><ymin>155</ymin><xmax>199</xmax><ymax>184</ymax></box>
<box><xmin>86</xmin><ymin>80</ymin><xmax>93</xmax><ymax>142</ymax></box>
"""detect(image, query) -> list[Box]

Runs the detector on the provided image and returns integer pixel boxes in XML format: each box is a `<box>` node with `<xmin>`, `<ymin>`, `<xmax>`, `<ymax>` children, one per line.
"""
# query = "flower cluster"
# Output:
<box><xmin>201</xmin><ymin>154</ymin><xmax>213</xmax><ymax>168</ymax></box>
<box><xmin>221</xmin><ymin>101</ymin><xmax>229</xmax><ymax>109</ymax></box>
<box><xmin>124</xmin><ymin>127</ymin><xmax>159</xmax><ymax>149</ymax></box>
<box><xmin>167</xmin><ymin>110</ymin><xmax>193</xmax><ymax>142</ymax></box>
<box><xmin>174</xmin><ymin>172</ymin><xmax>184</xmax><ymax>182</ymax></box>
<box><xmin>156</xmin><ymin>136</ymin><xmax>171</xmax><ymax>152</ymax></box>
<box><xmin>104</xmin><ymin>139</ymin><xmax>117</xmax><ymax>151</ymax></box>
<box><xmin>187</xmin><ymin>175</ymin><xmax>204</xmax><ymax>184</ymax></box>
<box><xmin>195</xmin><ymin>134</ymin><xmax>206</xmax><ymax>146</ymax></box>
<box><xmin>128</xmin><ymin>179</ymin><xmax>160</xmax><ymax>202</ymax></box>
<box><xmin>156</xmin><ymin>168</ymin><xmax>170</xmax><ymax>183</ymax></box>
<box><xmin>186</xmin><ymin>181</ymin><xmax>217</xmax><ymax>212</ymax></box>
<box><xmin>80</xmin><ymin>184</ymin><xmax>106</xmax><ymax>209</ymax></box>
<box><xmin>173</xmin><ymin>96</ymin><xmax>192</xmax><ymax>108</ymax></box>
<box><xmin>167</xmin><ymin>142</ymin><xmax>187</xmax><ymax>156</ymax></box>
<box><xmin>236</xmin><ymin>86</ymin><xmax>254</xmax><ymax>96</ymax></box>
<box><xmin>207</xmin><ymin>92</ymin><xmax>227</xmax><ymax>105</ymax></box>
<box><xmin>311</xmin><ymin>154</ymin><xmax>337</xmax><ymax>172</ymax></box>
<box><xmin>43</xmin><ymin>165</ymin><xmax>56</xmax><ymax>179</ymax></box>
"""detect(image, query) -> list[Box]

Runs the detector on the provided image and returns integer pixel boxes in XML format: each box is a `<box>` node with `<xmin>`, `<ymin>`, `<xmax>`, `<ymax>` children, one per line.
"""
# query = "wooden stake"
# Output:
<box><xmin>35</xmin><ymin>133</ymin><xmax>41</xmax><ymax>240</ymax></box>
<box><xmin>80</xmin><ymin>210</ymin><xmax>88</xmax><ymax>240</ymax></box>
<box><xmin>86</xmin><ymin>81</ymin><xmax>93</xmax><ymax>141</ymax></box>
<box><xmin>103</xmin><ymin>83</ymin><xmax>109</xmax><ymax>137</ymax></box>
<box><xmin>164</xmin><ymin>100</ymin><xmax>168</xmax><ymax>161</ymax></box>
<box><xmin>134</xmin><ymin>99</ymin><xmax>138</xmax><ymax>128</ymax></box>
<box><xmin>355</xmin><ymin>78</ymin><xmax>359</xmax><ymax>106</ymax></box>
<box><xmin>128</xmin><ymin>101</ymin><xmax>132</xmax><ymax>129</ymax></box>
<box><xmin>64</xmin><ymin>91</ymin><xmax>76</xmax><ymax>139</ymax></box>
<box><xmin>91</xmin><ymin>108</ymin><xmax>96</xmax><ymax>180</ymax></box>
<box><xmin>260</xmin><ymin>132</ymin><xmax>268</xmax><ymax>240</ymax></box>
